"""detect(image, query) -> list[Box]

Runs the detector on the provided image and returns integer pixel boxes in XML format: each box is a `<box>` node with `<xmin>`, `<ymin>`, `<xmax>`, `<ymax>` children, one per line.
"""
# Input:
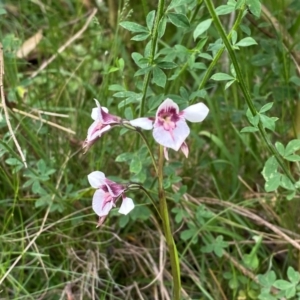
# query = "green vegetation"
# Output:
<box><xmin>1</xmin><ymin>0</ymin><xmax>300</xmax><ymax>299</ymax></box>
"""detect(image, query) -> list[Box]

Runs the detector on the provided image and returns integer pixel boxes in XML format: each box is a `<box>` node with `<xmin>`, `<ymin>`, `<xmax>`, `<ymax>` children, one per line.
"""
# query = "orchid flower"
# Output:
<box><xmin>83</xmin><ymin>99</ymin><xmax>122</xmax><ymax>152</ymax></box>
<box><xmin>130</xmin><ymin>98</ymin><xmax>209</xmax><ymax>159</ymax></box>
<box><xmin>88</xmin><ymin>171</ymin><xmax>134</xmax><ymax>225</ymax></box>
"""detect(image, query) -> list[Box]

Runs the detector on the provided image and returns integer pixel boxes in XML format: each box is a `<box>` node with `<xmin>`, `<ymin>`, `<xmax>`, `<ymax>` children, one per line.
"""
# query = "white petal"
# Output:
<box><xmin>94</xmin><ymin>99</ymin><xmax>109</xmax><ymax>113</ymax></box>
<box><xmin>153</xmin><ymin>119</ymin><xmax>190</xmax><ymax>151</ymax></box>
<box><xmin>88</xmin><ymin>171</ymin><xmax>106</xmax><ymax>188</ymax></box>
<box><xmin>118</xmin><ymin>197</ymin><xmax>134</xmax><ymax>215</ymax></box>
<box><xmin>183</xmin><ymin>103</ymin><xmax>209</xmax><ymax>122</ymax></box>
<box><xmin>91</xmin><ymin>107</ymin><xmax>101</xmax><ymax>121</ymax></box>
<box><xmin>92</xmin><ymin>190</ymin><xmax>113</xmax><ymax>216</ymax></box>
<box><xmin>156</xmin><ymin>98</ymin><xmax>179</xmax><ymax>117</ymax></box>
<box><xmin>164</xmin><ymin>147</ymin><xmax>169</xmax><ymax>161</ymax></box>
<box><xmin>130</xmin><ymin>118</ymin><xmax>153</xmax><ymax>130</ymax></box>
<box><xmin>91</xmin><ymin>100</ymin><xmax>109</xmax><ymax>120</ymax></box>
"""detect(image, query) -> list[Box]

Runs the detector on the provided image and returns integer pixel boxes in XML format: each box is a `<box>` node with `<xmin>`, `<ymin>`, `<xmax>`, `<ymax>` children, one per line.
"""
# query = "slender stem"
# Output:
<box><xmin>157</xmin><ymin>145</ymin><xmax>181</xmax><ymax>300</ymax></box>
<box><xmin>193</xmin><ymin>5</ymin><xmax>245</xmax><ymax>97</ymax></box>
<box><xmin>136</xmin><ymin>129</ymin><xmax>158</xmax><ymax>175</ymax></box>
<box><xmin>139</xmin><ymin>186</ymin><xmax>161</xmax><ymax>218</ymax></box>
<box><xmin>123</xmin><ymin>123</ymin><xmax>158</xmax><ymax>175</ymax></box>
<box><xmin>204</xmin><ymin>0</ymin><xmax>295</xmax><ymax>184</ymax></box>
<box><xmin>139</xmin><ymin>0</ymin><xmax>165</xmax><ymax>117</ymax></box>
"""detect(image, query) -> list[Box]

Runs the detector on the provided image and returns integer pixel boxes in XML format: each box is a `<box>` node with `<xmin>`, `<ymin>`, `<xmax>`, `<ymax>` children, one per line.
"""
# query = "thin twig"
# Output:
<box><xmin>0</xmin><ymin>43</ymin><xmax>28</xmax><ymax>168</ymax></box>
<box><xmin>30</xmin><ymin>8</ymin><xmax>97</xmax><ymax>78</ymax></box>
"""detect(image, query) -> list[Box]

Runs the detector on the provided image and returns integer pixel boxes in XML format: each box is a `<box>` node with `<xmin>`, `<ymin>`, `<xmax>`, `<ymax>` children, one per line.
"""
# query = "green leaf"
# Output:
<box><xmin>225</xmin><ymin>79</ymin><xmax>236</xmax><ymax>89</ymax></box>
<box><xmin>0</xmin><ymin>8</ymin><xmax>7</xmax><ymax>15</ymax></box>
<box><xmin>152</xmin><ymin>67</ymin><xmax>166</xmax><ymax>87</ymax></box>
<box><xmin>180</xmin><ymin>228</ymin><xmax>198</xmax><ymax>243</ymax></box>
<box><xmin>289</xmin><ymin>76</ymin><xmax>300</xmax><ymax>86</ymax></box>
<box><xmin>259</xmin><ymin>102</ymin><xmax>273</xmax><ymax>113</ymax></box>
<box><xmin>287</xmin><ymin>267</ymin><xmax>300</xmax><ymax>284</ymax></box>
<box><xmin>167</xmin><ymin>12</ymin><xmax>190</xmax><ymax>28</ymax></box>
<box><xmin>134</xmin><ymin>66</ymin><xmax>153</xmax><ymax>76</ymax></box>
<box><xmin>130</xmin><ymin>156</ymin><xmax>142</xmax><ymax>174</ymax></box>
<box><xmin>264</xmin><ymin>173</ymin><xmax>281</xmax><ymax>192</ymax></box>
<box><xmin>257</xmin><ymin>271</ymin><xmax>276</xmax><ymax>287</ymax></box>
<box><xmin>211</xmin><ymin>72</ymin><xmax>235</xmax><ymax>81</ymax></box>
<box><xmin>131</xmin><ymin>33</ymin><xmax>150</xmax><ymax>41</ymax></box>
<box><xmin>246</xmin><ymin>109</ymin><xmax>260</xmax><ymax>126</ymax></box>
<box><xmin>119</xmin><ymin>21</ymin><xmax>149</xmax><ymax>33</ymax></box>
<box><xmin>280</xmin><ymin>175</ymin><xmax>295</xmax><ymax>191</ymax></box>
<box><xmin>286</xmin><ymin>191</ymin><xmax>295</xmax><ymax>201</ymax></box>
<box><xmin>284</xmin><ymin>154</ymin><xmax>300</xmax><ymax>162</ymax></box>
<box><xmin>235</xmin><ymin>37</ymin><xmax>257</xmax><ymax>47</ymax></box>
<box><xmin>158</xmin><ymin>16</ymin><xmax>167</xmax><ymax>38</ymax></box>
<box><xmin>167</xmin><ymin>0</ymin><xmax>186</xmax><ymax>10</ymax></box>
<box><xmin>157</xmin><ymin>61</ymin><xmax>177</xmax><ymax>69</ymax></box>
<box><xmin>275</xmin><ymin>142</ymin><xmax>285</xmax><ymax>156</ymax></box>
<box><xmin>215</xmin><ymin>4</ymin><xmax>235</xmax><ymax>15</ymax></box>
<box><xmin>259</xmin><ymin>114</ymin><xmax>278</xmax><ymax>131</ymax></box>
<box><xmin>285</xmin><ymin>139</ymin><xmax>300</xmax><ymax>156</ymax></box>
<box><xmin>246</xmin><ymin>0</ymin><xmax>261</xmax><ymax>18</ymax></box>
<box><xmin>115</xmin><ymin>152</ymin><xmax>133</xmax><ymax>162</ymax></box>
<box><xmin>146</xmin><ymin>10</ymin><xmax>156</xmax><ymax>31</ymax></box>
<box><xmin>231</xmin><ymin>30</ymin><xmax>238</xmax><ymax>45</ymax></box>
<box><xmin>193</xmin><ymin>19</ymin><xmax>212</xmax><ymax>40</ymax></box>
<box><xmin>240</xmin><ymin>126</ymin><xmax>259</xmax><ymax>133</ymax></box>
<box><xmin>273</xmin><ymin>280</ymin><xmax>294</xmax><ymax>290</ymax></box>
<box><xmin>131</xmin><ymin>52</ymin><xmax>147</xmax><ymax>68</ymax></box>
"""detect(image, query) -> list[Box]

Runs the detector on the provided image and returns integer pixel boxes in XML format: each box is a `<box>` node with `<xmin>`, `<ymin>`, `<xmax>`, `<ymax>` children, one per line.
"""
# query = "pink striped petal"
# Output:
<box><xmin>92</xmin><ymin>189</ymin><xmax>114</xmax><ymax>216</ymax></box>
<box><xmin>180</xmin><ymin>142</ymin><xmax>189</xmax><ymax>158</ymax></box>
<box><xmin>156</xmin><ymin>98</ymin><xmax>179</xmax><ymax>117</ymax></box>
<box><xmin>153</xmin><ymin>119</ymin><xmax>190</xmax><ymax>151</ymax></box>
<box><xmin>104</xmin><ymin>179</ymin><xmax>126</xmax><ymax>197</ymax></box>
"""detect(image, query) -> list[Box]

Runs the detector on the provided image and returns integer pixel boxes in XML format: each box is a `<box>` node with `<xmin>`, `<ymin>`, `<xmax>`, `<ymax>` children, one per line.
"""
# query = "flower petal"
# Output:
<box><xmin>92</xmin><ymin>189</ymin><xmax>113</xmax><ymax>216</ymax></box>
<box><xmin>130</xmin><ymin>118</ymin><xmax>154</xmax><ymax>130</ymax></box>
<box><xmin>87</xmin><ymin>121</ymin><xmax>111</xmax><ymax>142</ymax></box>
<box><xmin>156</xmin><ymin>98</ymin><xmax>179</xmax><ymax>117</ymax></box>
<box><xmin>94</xmin><ymin>99</ymin><xmax>109</xmax><ymax>113</ymax></box>
<box><xmin>88</xmin><ymin>171</ymin><xmax>106</xmax><ymax>188</ymax></box>
<box><xmin>183</xmin><ymin>103</ymin><xmax>209</xmax><ymax>122</ymax></box>
<box><xmin>91</xmin><ymin>107</ymin><xmax>102</xmax><ymax>121</ymax></box>
<box><xmin>118</xmin><ymin>197</ymin><xmax>134</xmax><ymax>215</ymax></box>
<box><xmin>180</xmin><ymin>142</ymin><xmax>189</xmax><ymax>158</ymax></box>
<box><xmin>164</xmin><ymin>147</ymin><xmax>169</xmax><ymax>161</ymax></box>
<box><xmin>153</xmin><ymin>119</ymin><xmax>190</xmax><ymax>151</ymax></box>
<box><xmin>104</xmin><ymin>179</ymin><xmax>126</xmax><ymax>197</ymax></box>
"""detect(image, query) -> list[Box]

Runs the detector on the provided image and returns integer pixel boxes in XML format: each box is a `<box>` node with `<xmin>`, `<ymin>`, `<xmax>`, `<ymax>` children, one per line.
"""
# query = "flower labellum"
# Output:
<box><xmin>83</xmin><ymin>99</ymin><xmax>122</xmax><ymax>152</ymax></box>
<box><xmin>88</xmin><ymin>171</ymin><xmax>134</xmax><ymax>225</ymax></box>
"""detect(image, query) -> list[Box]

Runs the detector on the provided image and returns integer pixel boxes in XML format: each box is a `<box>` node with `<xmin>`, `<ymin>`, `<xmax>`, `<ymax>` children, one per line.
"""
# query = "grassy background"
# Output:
<box><xmin>1</xmin><ymin>0</ymin><xmax>300</xmax><ymax>299</ymax></box>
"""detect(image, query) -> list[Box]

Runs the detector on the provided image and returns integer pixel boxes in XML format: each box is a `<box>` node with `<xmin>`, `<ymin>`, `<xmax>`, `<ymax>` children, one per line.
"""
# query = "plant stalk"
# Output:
<box><xmin>139</xmin><ymin>0</ymin><xmax>165</xmax><ymax>117</ymax></box>
<box><xmin>158</xmin><ymin>145</ymin><xmax>181</xmax><ymax>300</ymax></box>
<box><xmin>204</xmin><ymin>0</ymin><xmax>295</xmax><ymax>184</ymax></box>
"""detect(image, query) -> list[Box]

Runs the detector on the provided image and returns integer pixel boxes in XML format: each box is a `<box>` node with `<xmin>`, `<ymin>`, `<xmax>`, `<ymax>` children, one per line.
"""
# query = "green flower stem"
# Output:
<box><xmin>194</xmin><ymin>5</ymin><xmax>245</xmax><ymax>97</ymax></box>
<box><xmin>204</xmin><ymin>0</ymin><xmax>295</xmax><ymax>184</ymax></box>
<box><xmin>123</xmin><ymin>123</ymin><xmax>158</xmax><ymax>175</ymax></box>
<box><xmin>139</xmin><ymin>186</ymin><xmax>161</xmax><ymax>218</ymax></box>
<box><xmin>158</xmin><ymin>145</ymin><xmax>181</xmax><ymax>300</ymax></box>
<box><xmin>136</xmin><ymin>129</ymin><xmax>158</xmax><ymax>175</ymax></box>
<box><xmin>139</xmin><ymin>0</ymin><xmax>165</xmax><ymax>117</ymax></box>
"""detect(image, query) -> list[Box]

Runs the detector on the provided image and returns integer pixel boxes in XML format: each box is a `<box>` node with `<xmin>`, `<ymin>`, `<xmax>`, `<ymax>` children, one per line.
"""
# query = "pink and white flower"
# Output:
<box><xmin>130</xmin><ymin>98</ymin><xmax>209</xmax><ymax>158</ymax></box>
<box><xmin>83</xmin><ymin>99</ymin><xmax>122</xmax><ymax>151</ymax></box>
<box><xmin>88</xmin><ymin>171</ymin><xmax>134</xmax><ymax>222</ymax></box>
